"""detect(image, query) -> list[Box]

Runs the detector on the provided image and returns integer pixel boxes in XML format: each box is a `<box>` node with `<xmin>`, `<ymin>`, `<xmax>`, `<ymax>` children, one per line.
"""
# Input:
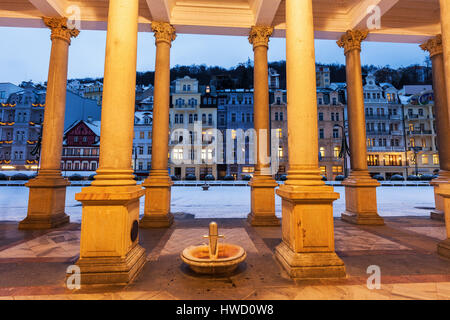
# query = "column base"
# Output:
<box><xmin>341</xmin><ymin>211</ymin><xmax>385</xmax><ymax>226</ymax></box>
<box><xmin>431</xmin><ymin>172</ymin><xmax>450</xmax><ymax>221</ymax></box>
<box><xmin>247</xmin><ymin>212</ymin><xmax>280</xmax><ymax>227</ymax></box>
<box><xmin>341</xmin><ymin>171</ymin><xmax>384</xmax><ymax>226</ymax></box>
<box><xmin>75</xmin><ymin>184</ymin><xmax>146</xmax><ymax>285</ymax></box>
<box><xmin>140</xmin><ymin>212</ymin><xmax>174</xmax><ymax>228</ymax></box>
<box><xmin>75</xmin><ymin>244</ymin><xmax>146</xmax><ymax>285</ymax></box>
<box><xmin>275</xmin><ymin>241</ymin><xmax>346</xmax><ymax>279</ymax></box>
<box><xmin>437</xmin><ymin>239</ymin><xmax>450</xmax><ymax>259</ymax></box>
<box><xmin>20</xmin><ymin>174</ymin><xmax>70</xmax><ymax>230</ymax></box>
<box><xmin>248</xmin><ymin>175</ymin><xmax>279</xmax><ymax>227</ymax></box>
<box><xmin>430</xmin><ymin>210</ymin><xmax>445</xmax><ymax>221</ymax></box>
<box><xmin>275</xmin><ymin>183</ymin><xmax>345</xmax><ymax>279</ymax></box>
<box><xmin>141</xmin><ymin>170</ymin><xmax>173</xmax><ymax>229</ymax></box>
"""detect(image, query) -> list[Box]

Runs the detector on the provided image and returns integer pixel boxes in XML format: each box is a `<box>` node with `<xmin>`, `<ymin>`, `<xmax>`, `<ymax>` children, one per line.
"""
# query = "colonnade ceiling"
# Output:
<box><xmin>0</xmin><ymin>0</ymin><xmax>442</xmax><ymax>43</ymax></box>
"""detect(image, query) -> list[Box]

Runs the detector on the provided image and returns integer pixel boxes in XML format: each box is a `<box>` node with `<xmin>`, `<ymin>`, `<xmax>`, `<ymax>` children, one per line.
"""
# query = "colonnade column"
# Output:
<box><xmin>74</xmin><ymin>0</ymin><xmax>146</xmax><ymax>284</ymax></box>
<box><xmin>247</xmin><ymin>26</ymin><xmax>279</xmax><ymax>226</ymax></box>
<box><xmin>421</xmin><ymin>35</ymin><xmax>450</xmax><ymax>222</ymax></box>
<box><xmin>435</xmin><ymin>0</ymin><xmax>450</xmax><ymax>258</ymax></box>
<box><xmin>274</xmin><ymin>0</ymin><xmax>345</xmax><ymax>279</ymax></box>
<box><xmin>19</xmin><ymin>17</ymin><xmax>78</xmax><ymax>230</ymax></box>
<box><xmin>140</xmin><ymin>22</ymin><xmax>176</xmax><ymax>228</ymax></box>
<box><xmin>337</xmin><ymin>30</ymin><xmax>384</xmax><ymax>226</ymax></box>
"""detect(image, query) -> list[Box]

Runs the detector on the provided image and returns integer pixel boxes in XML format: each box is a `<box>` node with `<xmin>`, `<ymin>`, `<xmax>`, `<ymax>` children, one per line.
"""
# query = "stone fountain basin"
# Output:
<box><xmin>181</xmin><ymin>243</ymin><xmax>247</xmax><ymax>275</ymax></box>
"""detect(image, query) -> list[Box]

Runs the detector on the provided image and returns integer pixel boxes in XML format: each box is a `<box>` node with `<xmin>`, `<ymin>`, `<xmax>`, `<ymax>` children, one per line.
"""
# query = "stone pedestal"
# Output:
<box><xmin>75</xmin><ymin>185</ymin><xmax>146</xmax><ymax>284</ymax></box>
<box><xmin>437</xmin><ymin>183</ymin><xmax>450</xmax><ymax>258</ymax></box>
<box><xmin>247</xmin><ymin>175</ymin><xmax>279</xmax><ymax>226</ymax></box>
<box><xmin>141</xmin><ymin>170</ymin><xmax>174</xmax><ymax>228</ymax></box>
<box><xmin>274</xmin><ymin>185</ymin><xmax>346</xmax><ymax>279</ymax></box>
<box><xmin>20</xmin><ymin>172</ymin><xmax>70</xmax><ymax>230</ymax></box>
<box><xmin>430</xmin><ymin>172</ymin><xmax>450</xmax><ymax>221</ymax></box>
<box><xmin>341</xmin><ymin>171</ymin><xmax>384</xmax><ymax>225</ymax></box>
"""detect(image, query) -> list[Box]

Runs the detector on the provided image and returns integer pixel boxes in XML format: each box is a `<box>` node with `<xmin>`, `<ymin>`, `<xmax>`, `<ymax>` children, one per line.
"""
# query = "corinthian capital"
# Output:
<box><xmin>337</xmin><ymin>30</ymin><xmax>369</xmax><ymax>55</ymax></box>
<box><xmin>151</xmin><ymin>22</ymin><xmax>177</xmax><ymax>45</ymax></box>
<box><xmin>248</xmin><ymin>26</ymin><xmax>273</xmax><ymax>49</ymax></box>
<box><xmin>420</xmin><ymin>35</ymin><xmax>443</xmax><ymax>58</ymax></box>
<box><xmin>43</xmin><ymin>17</ymin><xmax>79</xmax><ymax>44</ymax></box>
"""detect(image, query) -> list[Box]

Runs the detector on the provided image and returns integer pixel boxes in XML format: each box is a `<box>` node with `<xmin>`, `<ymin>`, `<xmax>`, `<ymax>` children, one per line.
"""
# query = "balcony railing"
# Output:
<box><xmin>407</xmin><ymin>130</ymin><xmax>433</xmax><ymax>135</ymax></box>
<box><xmin>365</xmin><ymin>115</ymin><xmax>389</xmax><ymax>120</ymax></box>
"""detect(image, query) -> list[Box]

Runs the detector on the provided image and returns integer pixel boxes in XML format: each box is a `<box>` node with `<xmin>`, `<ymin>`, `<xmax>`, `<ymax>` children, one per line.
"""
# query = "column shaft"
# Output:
<box><xmin>274</xmin><ymin>0</ymin><xmax>345</xmax><ymax>279</ymax></box>
<box><xmin>337</xmin><ymin>30</ymin><xmax>383</xmax><ymax>226</ymax></box>
<box><xmin>435</xmin><ymin>0</ymin><xmax>450</xmax><ymax>258</ymax></box>
<box><xmin>247</xmin><ymin>26</ymin><xmax>279</xmax><ymax>226</ymax></box>
<box><xmin>20</xmin><ymin>17</ymin><xmax>79</xmax><ymax>230</ymax></box>
<box><xmin>141</xmin><ymin>22</ymin><xmax>176</xmax><ymax>228</ymax></box>
<box><xmin>421</xmin><ymin>35</ymin><xmax>450</xmax><ymax>221</ymax></box>
<box><xmin>75</xmin><ymin>0</ymin><xmax>146</xmax><ymax>285</ymax></box>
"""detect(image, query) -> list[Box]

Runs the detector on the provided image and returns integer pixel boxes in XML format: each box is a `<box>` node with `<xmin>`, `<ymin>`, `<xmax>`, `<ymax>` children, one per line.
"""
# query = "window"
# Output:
<box><xmin>140</xmin><ymin>132</ymin><xmax>145</xmax><ymax>139</ymax></box>
<box><xmin>83</xmin><ymin>136</ymin><xmax>87</xmax><ymax>142</ymax></box>
<box><xmin>320</xmin><ymin>166</ymin><xmax>327</xmax><ymax>175</ymax></box>
<box><xmin>422</xmin><ymin>154</ymin><xmax>429</xmax><ymax>165</ymax></box>
<box><xmin>279</xmin><ymin>112</ymin><xmax>283</xmax><ymax>121</ymax></box>
<box><xmin>278</xmin><ymin>147</ymin><xmax>283</xmax><ymax>158</ymax></box>
<box><xmin>194</xmin><ymin>114</ymin><xmax>198</xmax><ymax>122</ymax></box>
<box><xmin>333</xmin><ymin>129</ymin><xmax>339</xmax><ymax>138</ymax></box>
<box><xmin>319</xmin><ymin>112</ymin><xmax>324</xmax><ymax>121</ymax></box>
<box><xmin>231</xmin><ymin>113</ymin><xmax>236</xmax><ymax>122</ymax></box>
<box><xmin>179</xmin><ymin>114</ymin><xmax>184</xmax><ymax>124</ymax></box>
<box><xmin>74</xmin><ymin>136</ymin><xmax>78</xmax><ymax>142</ymax></box>
<box><xmin>319</xmin><ymin>147</ymin><xmax>325</xmax><ymax>158</ymax></box>
<box><xmin>275</xmin><ymin>112</ymin><xmax>279</xmax><ymax>121</ymax></box>
<box><xmin>139</xmin><ymin>146</ymin><xmax>143</xmax><ymax>155</ymax></box>
<box><xmin>175</xmin><ymin>114</ymin><xmax>179</xmax><ymax>124</ymax></box>
<box><xmin>332</xmin><ymin>166</ymin><xmax>343</xmax><ymax>173</ymax></box>
<box><xmin>208</xmin><ymin>114</ymin><xmax>213</xmax><ymax>125</ymax></box>
<box><xmin>334</xmin><ymin>147</ymin><xmax>340</xmax><ymax>158</ymax></box>
<box><xmin>319</xmin><ymin>129</ymin><xmax>324</xmax><ymax>139</ymax></box>
<box><xmin>331</xmin><ymin>113</ymin><xmax>335</xmax><ymax>121</ymax></box>
<box><xmin>336</xmin><ymin>113</ymin><xmax>339</xmax><ymax>121</ymax></box>
<box><xmin>433</xmin><ymin>154</ymin><xmax>440</xmax><ymax>165</ymax></box>
<box><xmin>219</xmin><ymin>114</ymin><xmax>225</xmax><ymax>125</ymax></box>
<box><xmin>148</xmin><ymin>146</ymin><xmax>152</xmax><ymax>155</ymax></box>
<box><xmin>189</xmin><ymin>114</ymin><xmax>193</xmax><ymax>123</ymax></box>
<box><xmin>202</xmin><ymin>113</ymin><xmax>206</xmax><ymax>124</ymax></box>
<box><xmin>277</xmin><ymin>128</ymin><xmax>282</xmax><ymax>138</ymax></box>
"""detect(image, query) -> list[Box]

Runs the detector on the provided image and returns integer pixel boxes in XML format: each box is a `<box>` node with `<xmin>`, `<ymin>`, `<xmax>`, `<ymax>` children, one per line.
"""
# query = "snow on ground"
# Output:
<box><xmin>0</xmin><ymin>186</ymin><xmax>436</xmax><ymax>223</ymax></box>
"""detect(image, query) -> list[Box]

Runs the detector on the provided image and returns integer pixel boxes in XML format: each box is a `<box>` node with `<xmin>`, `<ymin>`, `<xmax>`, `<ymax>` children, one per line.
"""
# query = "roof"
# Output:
<box><xmin>0</xmin><ymin>1</ymin><xmax>441</xmax><ymax>43</ymax></box>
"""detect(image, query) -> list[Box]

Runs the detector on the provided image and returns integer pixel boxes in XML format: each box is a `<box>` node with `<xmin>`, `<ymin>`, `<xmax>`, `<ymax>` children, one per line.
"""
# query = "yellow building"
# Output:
<box><xmin>403</xmin><ymin>90</ymin><xmax>440</xmax><ymax>176</ymax></box>
<box><xmin>169</xmin><ymin>76</ymin><xmax>218</xmax><ymax>180</ymax></box>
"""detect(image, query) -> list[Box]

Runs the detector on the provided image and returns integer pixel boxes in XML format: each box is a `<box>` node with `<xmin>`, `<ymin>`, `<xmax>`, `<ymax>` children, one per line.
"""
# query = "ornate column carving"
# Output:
<box><xmin>337</xmin><ymin>29</ymin><xmax>384</xmax><ymax>226</ymax></box>
<box><xmin>247</xmin><ymin>26</ymin><xmax>279</xmax><ymax>226</ymax></box>
<box><xmin>19</xmin><ymin>17</ymin><xmax>79</xmax><ymax>230</ymax></box>
<box><xmin>141</xmin><ymin>22</ymin><xmax>176</xmax><ymax>228</ymax></box>
<box><xmin>421</xmin><ymin>35</ymin><xmax>450</xmax><ymax>222</ymax></box>
<box><xmin>248</xmin><ymin>26</ymin><xmax>273</xmax><ymax>48</ymax></box>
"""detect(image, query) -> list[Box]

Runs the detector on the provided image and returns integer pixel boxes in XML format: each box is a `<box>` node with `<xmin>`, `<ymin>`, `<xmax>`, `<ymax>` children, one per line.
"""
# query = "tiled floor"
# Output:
<box><xmin>0</xmin><ymin>216</ymin><xmax>449</xmax><ymax>300</ymax></box>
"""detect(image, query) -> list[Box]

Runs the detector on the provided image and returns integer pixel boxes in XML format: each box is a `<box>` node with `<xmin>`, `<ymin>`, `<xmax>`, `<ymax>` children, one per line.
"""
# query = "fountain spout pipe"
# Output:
<box><xmin>203</xmin><ymin>222</ymin><xmax>224</xmax><ymax>260</ymax></box>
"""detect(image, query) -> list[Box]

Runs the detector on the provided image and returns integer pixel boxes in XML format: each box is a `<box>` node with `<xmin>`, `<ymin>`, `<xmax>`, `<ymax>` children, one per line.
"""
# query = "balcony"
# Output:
<box><xmin>407</xmin><ymin>130</ymin><xmax>433</xmax><ymax>135</ymax></box>
<box><xmin>366</xmin><ymin>130</ymin><xmax>390</xmax><ymax>136</ymax></box>
<box><xmin>365</xmin><ymin>115</ymin><xmax>389</xmax><ymax>120</ymax></box>
<box><xmin>367</xmin><ymin>146</ymin><xmax>405</xmax><ymax>152</ymax></box>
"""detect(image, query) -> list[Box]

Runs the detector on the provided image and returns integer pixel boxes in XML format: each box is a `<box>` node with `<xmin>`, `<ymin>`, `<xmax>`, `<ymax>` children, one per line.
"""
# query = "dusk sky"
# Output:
<box><xmin>0</xmin><ymin>27</ymin><xmax>429</xmax><ymax>85</ymax></box>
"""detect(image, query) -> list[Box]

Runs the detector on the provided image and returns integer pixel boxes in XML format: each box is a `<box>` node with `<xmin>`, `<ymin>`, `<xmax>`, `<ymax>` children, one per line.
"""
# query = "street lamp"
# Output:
<box><xmin>334</xmin><ymin>124</ymin><xmax>350</xmax><ymax>178</ymax></box>
<box><xmin>411</xmin><ymin>146</ymin><xmax>422</xmax><ymax>176</ymax></box>
<box><xmin>29</xmin><ymin>121</ymin><xmax>43</xmax><ymax>175</ymax></box>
